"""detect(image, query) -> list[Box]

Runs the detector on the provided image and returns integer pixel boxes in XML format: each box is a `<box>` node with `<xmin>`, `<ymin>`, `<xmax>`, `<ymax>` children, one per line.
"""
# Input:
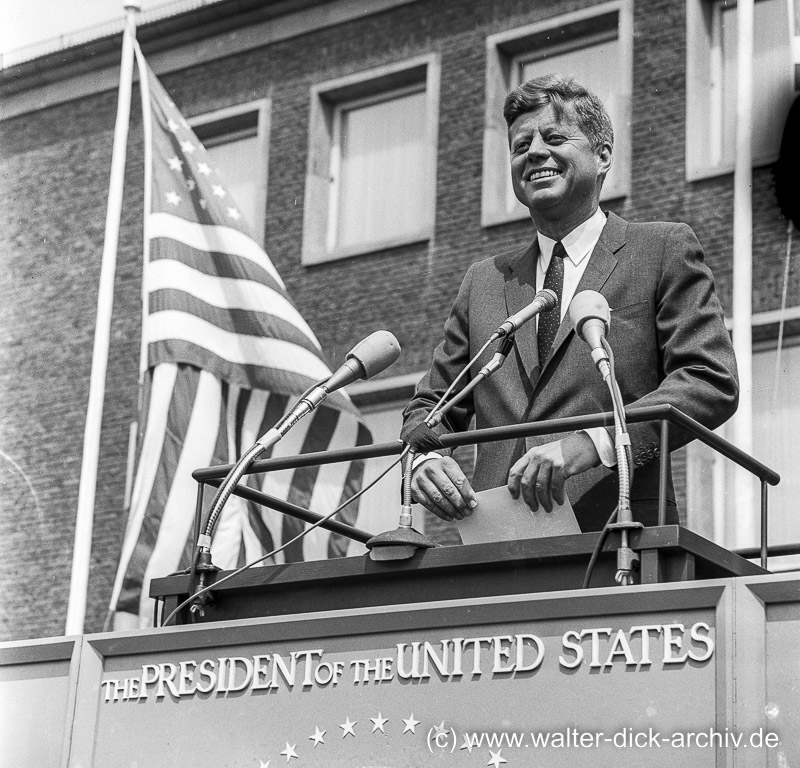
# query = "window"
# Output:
<box><xmin>686</xmin><ymin>336</ymin><xmax>800</xmax><ymax>567</ymax></box>
<box><xmin>482</xmin><ymin>2</ymin><xmax>633</xmax><ymax>227</ymax></box>
<box><xmin>686</xmin><ymin>0</ymin><xmax>794</xmax><ymax>179</ymax></box>
<box><xmin>302</xmin><ymin>55</ymin><xmax>440</xmax><ymax>264</ymax></box>
<box><xmin>190</xmin><ymin>100</ymin><xmax>271</xmax><ymax>242</ymax></box>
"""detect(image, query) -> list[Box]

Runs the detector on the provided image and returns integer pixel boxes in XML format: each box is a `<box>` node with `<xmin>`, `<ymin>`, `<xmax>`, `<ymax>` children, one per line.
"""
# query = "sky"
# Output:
<box><xmin>0</xmin><ymin>0</ymin><xmax>175</xmax><ymax>58</ymax></box>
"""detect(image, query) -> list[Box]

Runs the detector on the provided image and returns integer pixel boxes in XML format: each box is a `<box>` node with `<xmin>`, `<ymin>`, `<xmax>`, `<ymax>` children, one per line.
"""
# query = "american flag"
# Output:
<box><xmin>108</xmin><ymin>47</ymin><xmax>372</xmax><ymax>628</ymax></box>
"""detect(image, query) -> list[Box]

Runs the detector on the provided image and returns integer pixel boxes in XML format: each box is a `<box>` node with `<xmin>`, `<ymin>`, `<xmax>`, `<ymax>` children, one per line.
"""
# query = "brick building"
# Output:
<box><xmin>1</xmin><ymin>0</ymin><xmax>797</xmax><ymax>641</ymax></box>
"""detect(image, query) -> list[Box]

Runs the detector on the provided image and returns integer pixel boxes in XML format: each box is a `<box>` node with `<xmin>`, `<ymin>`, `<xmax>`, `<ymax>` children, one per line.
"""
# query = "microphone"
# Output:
<box><xmin>569</xmin><ymin>290</ymin><xmax>611</xmax><ymax>377</ymax></box>
<box><xmin>492</xmin><ymin>289</ymin><xmax>558</xmax><ymax>339</ymax></box>
<box><xmin>257</xmin><ymin>331</ymin><xmax>401</xmax><ymax>449</ymax></box>
<box><xmin>201</xmin><ymin>331</ymin><xmax>401</xmax><ymax>559</ymax></box>
<box><xmin>324</xmin><ymin>330</ymin><xmax>402</xmax><ymax>393</ymax></box>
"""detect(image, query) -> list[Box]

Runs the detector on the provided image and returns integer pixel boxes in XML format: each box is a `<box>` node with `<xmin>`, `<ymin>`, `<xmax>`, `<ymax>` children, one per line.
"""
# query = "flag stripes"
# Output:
<box><xmin>109</xmin><ymin>48</ymin><xmax>374</xmax><ymax>628</ymax></box>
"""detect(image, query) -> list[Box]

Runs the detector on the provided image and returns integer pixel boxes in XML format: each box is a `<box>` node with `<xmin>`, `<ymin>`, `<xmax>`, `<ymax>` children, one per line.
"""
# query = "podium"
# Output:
<box><xmin>150</xmin><ymin>525</ymin><xmax>765</xmax><ymax>625</ymax></box>
<box><xmin>151</xmin><ymin>404</ymin><xmax>780</xmax><ymax>626</ymax></box>
<box><xmin>3</xmin><ymin>406</ymin><xmax>793</xmax><ymax>768</ymax></box>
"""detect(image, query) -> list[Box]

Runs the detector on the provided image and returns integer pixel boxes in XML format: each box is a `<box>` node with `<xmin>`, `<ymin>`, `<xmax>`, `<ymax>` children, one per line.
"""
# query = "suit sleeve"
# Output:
<box><xmin>623</xmin><ymin>223</ymin><xmax>739</xmax><ymax>465</ymax></box>
<box><xmin>401</xmin><ymin>263</ymin><xmax>478</xmax><ymax>447</ymax></box>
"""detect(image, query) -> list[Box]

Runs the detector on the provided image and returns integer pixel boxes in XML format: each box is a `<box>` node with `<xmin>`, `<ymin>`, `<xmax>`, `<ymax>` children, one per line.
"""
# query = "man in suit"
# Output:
<box><xmin>401</xmin><ymin>74</ymin><xmax>738</xmax><ymax>532</ymax></box>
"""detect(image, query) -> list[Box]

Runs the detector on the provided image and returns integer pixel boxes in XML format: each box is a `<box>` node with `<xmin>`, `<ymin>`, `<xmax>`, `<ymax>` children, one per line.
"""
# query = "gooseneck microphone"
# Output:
<box><xmin>195</xmin><ymin>331</ymin><xmax>401</xmax><ymax>595</ymax></box>
<box><xmin>257</xmin><ymin>330</ymin><xmax>401</xmax><ymax>449</ymax></box>
<box><xmin>569</xmin><ymin>290</ymin><xmax>611</xmax><ymax>378</ymax></box>
<box><xmin>491</xmin><ymin>289</ymin><xmax>558</xmax><ymax>340</ymax></box>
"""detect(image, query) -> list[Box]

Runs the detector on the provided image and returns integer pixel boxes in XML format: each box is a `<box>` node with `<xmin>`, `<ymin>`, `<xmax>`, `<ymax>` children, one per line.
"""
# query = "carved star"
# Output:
<box><xmin>370</xmin><ymin>712</ymin><xmax>388</xmax><ymax>733</ymax></box>
<box><xmin>280</xmin><ymin>742</ymin><xmax>298</xmax><ymax>761</ymax></box>
<box><xmin>460</xmin><ymin>733</ymin><xmax>474</xmax><ymax>753</ymax></box>
<box><xmin>340</xmin><ymin>717</ymin><xmax>356</xmax><ymax>737</ymax></box>
<box><xmin>433</xmin><ymin>721</ymin><xmax>448</xmax><ymax>737</ymax></box>
<box><xmin>309</xmin><ymin>726</ymin><xmax>325</xmax><ymax>746</ymax></box>
<box><xmin>259</xmin><ymin>761</ymin><xmax>270</xmax><ymax>768</ymax></box>
<box><xmin>487</xmin><ymin>749</ymin><xmax>507</xmax><ymax>768</ymax></box>
<box><xmin>402</xmin><ymin>714</ymin><xmax>420</xmax><ymax>734</ymax></box>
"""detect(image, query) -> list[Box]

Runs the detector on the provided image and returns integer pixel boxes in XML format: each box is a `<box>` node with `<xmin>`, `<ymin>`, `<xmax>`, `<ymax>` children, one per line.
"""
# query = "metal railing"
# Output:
<box><xmin>191</xmin><ymin>404</ymin><xmax>783</xmax><ymax>569</ymax></box>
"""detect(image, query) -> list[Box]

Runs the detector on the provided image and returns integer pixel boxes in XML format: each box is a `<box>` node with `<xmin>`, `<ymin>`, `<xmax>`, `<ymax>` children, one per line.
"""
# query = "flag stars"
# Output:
<box><xmin>339</xmin><ymin>717</ymin><xmax>356</xmax><ymax>737</ymax></box>
<box><xmin>197</xmin><ymin>162</ymin><xmax>212</xmax><ymax>175</ymax></box>
<box><xmin>212</xmin><ymin>184</ymin><xmax>227</xmax><ymax>198</ymax></box>
<box><xmin>199</xmin><ymin>198</ymin><xmax>208</xmax><ymax>210</ymax></box>
<box><xmin>370</xmin><ymin>713</ymin><xmax>388</xmax><ymax>733</ymax></box>
<box><xmin>402</xmin><ymin>714</ymin><xmax>420</xmax><ymax>734</ymax></box>
<box><xmin>180</xmin><ymin>139</ymin><xmax>197</xmax><ymax>154</ymax></box>
<box><xmin>309</xmin><ymin>727</ymin><xmax>325</xmax><ymax>747</ymax></box>
<box><xmin>167</xmin><ymin>156</ymin><xmax>183</xmax><ymax>171</ymax></box>
<box><xmin>227</xmin><ymin>207</ymin><xmax>242</xmax><ymax>221</ymax></box>
<box><xmin>165</xmin><ymin>191</ymin><xmax>182</xmax><ymax>207</ymax></box>
<box><xmin>167</xmin><ymin>117</ymin><xmax>181</xmax><ymax>133</ymax></box>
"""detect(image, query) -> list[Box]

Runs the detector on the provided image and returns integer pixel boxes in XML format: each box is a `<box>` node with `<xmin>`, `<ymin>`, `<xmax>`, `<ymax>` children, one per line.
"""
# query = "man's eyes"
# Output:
<box><xmin>511</xmin><ymin>134</ymin><xmax>567</xmax><ymax>153</ymax></box>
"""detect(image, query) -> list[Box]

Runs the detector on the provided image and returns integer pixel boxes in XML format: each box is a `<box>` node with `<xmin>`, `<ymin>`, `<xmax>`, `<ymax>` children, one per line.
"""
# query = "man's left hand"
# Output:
<box><xmin>508</xmin><ymin>432</ymin><xmax>601</xmax><ymax>512</ymax></box>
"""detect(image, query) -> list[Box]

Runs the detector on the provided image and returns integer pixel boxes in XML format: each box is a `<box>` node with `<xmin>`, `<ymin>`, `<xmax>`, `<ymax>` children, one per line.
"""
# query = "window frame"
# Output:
<box><xmin>481</xmin><ymin>0</ymin><xmax>633</xmax><ymax>228</ymax></box>
<box><xmin>189</xmin><ymin>99</ymin><xmax>271</xmax><ymax>244</ymax></box>
<box><xmin>685</xmin><ymin>0</ymin><xmax>795</xmax><ymax>181</ymax></box>
<box><xmin>302</xmin><ymin>54</ymin><xmax>441</xmax><ymax>265</ymax></box>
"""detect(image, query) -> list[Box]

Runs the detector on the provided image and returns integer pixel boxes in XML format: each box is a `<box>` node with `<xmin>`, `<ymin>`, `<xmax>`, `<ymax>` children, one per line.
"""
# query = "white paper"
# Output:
<box><xmin>452</xmin><ymin>484</ymin><xmax>580</xmax><ymax>544</ymax></box>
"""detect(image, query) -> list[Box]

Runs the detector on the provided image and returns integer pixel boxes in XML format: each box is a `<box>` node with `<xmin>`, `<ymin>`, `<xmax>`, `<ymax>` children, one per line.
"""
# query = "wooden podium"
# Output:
<box><xmin>150</xmin><ymin>525</ymin><xmax>765</xmax><ymax>625</ymax></box>
<box><xmin>3</xmin><ymin>406</ymin><xmax>791</xmax><ymax>768</ymax></box>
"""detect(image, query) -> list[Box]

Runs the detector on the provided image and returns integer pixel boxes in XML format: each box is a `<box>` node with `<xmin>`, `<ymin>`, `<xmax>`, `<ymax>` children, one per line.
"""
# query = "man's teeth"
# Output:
<box><xmin>529</xmin><ymin>170</ymin><xmax>559</xmax><ymax>180</ymax></box>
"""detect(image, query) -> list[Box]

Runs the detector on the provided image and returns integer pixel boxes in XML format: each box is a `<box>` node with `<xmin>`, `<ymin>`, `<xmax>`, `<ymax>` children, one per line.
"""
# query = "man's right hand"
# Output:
<box><xmin>409</xmin><ymin>455</ymin><xmax>478</xmax><ymax>521</ymax></box>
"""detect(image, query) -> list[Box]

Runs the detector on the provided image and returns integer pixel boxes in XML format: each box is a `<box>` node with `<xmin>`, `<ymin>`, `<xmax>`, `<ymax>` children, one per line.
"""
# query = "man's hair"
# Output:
<box><xmin>503</xmin><ymin>74</ymin><xmax>614</xmax><ymax>151</ymax></box>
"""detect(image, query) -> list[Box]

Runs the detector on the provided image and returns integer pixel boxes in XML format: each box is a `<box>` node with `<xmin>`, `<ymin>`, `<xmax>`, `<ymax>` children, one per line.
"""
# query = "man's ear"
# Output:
<box><xmin>596</xmin><ymin>142</ymin><xmax>613</xmax><ymax>178</ymax></box>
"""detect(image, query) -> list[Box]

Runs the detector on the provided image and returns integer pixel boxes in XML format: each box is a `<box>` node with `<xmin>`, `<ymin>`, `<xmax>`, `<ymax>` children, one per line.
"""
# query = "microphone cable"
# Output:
<box><xmin>160</xmin><ymin>444</ymin><xmax>411</xmax><ymax>627</ymax></box>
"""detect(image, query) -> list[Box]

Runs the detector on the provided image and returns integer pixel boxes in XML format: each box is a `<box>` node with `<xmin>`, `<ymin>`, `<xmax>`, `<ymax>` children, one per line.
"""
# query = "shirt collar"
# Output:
<box><xmin>537</xmin><ymin>208</ymin><xmax>607</xmax><ymax>266</ymax></box>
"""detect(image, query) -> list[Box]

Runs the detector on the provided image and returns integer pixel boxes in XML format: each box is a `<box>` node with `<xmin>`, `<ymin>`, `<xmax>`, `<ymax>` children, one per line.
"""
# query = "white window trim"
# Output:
<box><xmin>302</xmin><ymin>54</ymin><xmax>441</xmax><ymax>265</ymax></box>
<box><xmin>189</xmin><ymin>99</ymin><xmax>271</xmax><ymax>244</ymax></box>
<box><xmin>481</xmin><ymin>0</ymin><xmax>633</xmax><ymax>229</ymax></box>
<box><xmin>686</xmin><ymin>0</ymin><xmax>795</xmax><ymax>182</ymax></box>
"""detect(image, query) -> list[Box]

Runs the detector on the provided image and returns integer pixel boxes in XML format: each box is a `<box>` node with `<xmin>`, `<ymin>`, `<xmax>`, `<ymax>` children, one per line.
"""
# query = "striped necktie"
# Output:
<box><xmin>537</xmin><ymin>241</ymin><xmax>566</xmax><ymax>364</ymax></box>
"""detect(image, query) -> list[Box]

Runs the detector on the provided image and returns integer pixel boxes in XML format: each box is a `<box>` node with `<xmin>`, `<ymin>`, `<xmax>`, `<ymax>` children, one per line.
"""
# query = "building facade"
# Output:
<box><xmin>1</xmin><ymin>0</ymin><xmax>797</xmax><ymax>640</ymax></box>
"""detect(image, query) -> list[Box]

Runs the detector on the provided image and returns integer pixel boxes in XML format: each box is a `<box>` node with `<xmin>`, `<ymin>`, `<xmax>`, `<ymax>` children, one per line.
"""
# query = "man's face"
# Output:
<box><xmin>508</xmin><ymin>103</ymin><xmax>611</xmax><ymax>224</ymax></box>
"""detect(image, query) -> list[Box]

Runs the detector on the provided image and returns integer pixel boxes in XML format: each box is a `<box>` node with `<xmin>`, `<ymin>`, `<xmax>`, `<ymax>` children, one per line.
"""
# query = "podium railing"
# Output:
<box><xmin>191</xmin><ymin>404</ymin><xmax>781</xmax><ymax>569</ymax></box>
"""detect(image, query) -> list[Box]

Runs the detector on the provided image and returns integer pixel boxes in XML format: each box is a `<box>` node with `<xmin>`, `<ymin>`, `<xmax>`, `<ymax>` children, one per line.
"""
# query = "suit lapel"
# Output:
<box><xmin>503</xmin><ymin>240</ymin><xmax>540</xmax><ymax>377</ymax></box>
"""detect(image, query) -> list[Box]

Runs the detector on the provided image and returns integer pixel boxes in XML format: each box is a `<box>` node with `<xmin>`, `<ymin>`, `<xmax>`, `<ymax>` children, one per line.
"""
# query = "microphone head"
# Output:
<box><xmin>537</xmin><ymin>288</ymin><xmax>559</xmax><ymax>311</ymax></box>
<box><xmin>346</xmin><ymin>330</ymin><xmax>401</xmax><ymax>380</ymax></box>
<box><xmin>568</xmin><ymin>290</ymin><xmax>610</xmax><ymax>340</ymax></box>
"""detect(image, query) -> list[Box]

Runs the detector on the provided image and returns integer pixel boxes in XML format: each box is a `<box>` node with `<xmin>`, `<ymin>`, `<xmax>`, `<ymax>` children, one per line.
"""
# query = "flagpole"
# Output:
<box><xmin>731</xmin><ymin>0</ymin><xmax>754</xmax><ymax>549</ymax></box>
<box><xmin>66</xmin><ymin>0</ymin><xmax>141</xmax><ymax>636</ymax></box>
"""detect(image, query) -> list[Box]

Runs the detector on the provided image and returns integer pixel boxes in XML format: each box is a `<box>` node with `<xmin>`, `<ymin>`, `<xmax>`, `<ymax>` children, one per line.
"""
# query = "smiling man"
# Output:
<box><xmin>401</xmin><ymin>74</ymin><xmax>739</xmax><ymax>533</ymax></box>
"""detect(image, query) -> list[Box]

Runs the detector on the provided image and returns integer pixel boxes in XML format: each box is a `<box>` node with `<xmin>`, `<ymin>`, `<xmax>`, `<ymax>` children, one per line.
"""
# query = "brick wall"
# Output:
<box><xmin>1</xmin><ymin>0</ymin><xmax>796</xmax><ymax>640</ymax></box>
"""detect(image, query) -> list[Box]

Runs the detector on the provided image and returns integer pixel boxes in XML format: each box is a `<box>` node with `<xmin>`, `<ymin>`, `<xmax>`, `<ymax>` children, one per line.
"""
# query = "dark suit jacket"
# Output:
<box><xmin>402</xmin><ymin>213</ymin><xmax>739</xmax><ymax>531</ymax></box>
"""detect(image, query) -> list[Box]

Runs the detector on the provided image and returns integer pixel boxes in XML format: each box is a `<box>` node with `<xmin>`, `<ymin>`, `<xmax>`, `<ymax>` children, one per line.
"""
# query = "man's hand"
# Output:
<box><xmin>410</xmin><ymin>455</ymin><xmax>477</xmax><ymax>522</ymax></box>
<box><xmin>508</xmin><ymin>432</ymin><xmax>601</xmax><ymax>513</ymax></box>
